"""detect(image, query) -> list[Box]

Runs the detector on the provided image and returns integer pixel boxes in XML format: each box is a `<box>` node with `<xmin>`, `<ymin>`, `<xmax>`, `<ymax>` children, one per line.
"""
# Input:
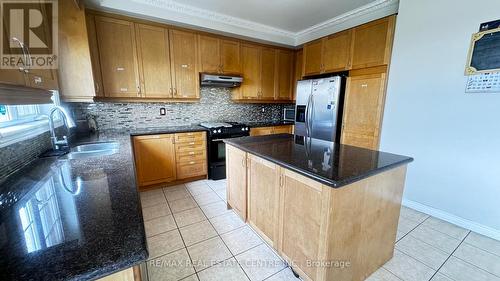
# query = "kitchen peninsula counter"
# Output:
<box><xmin>224</xmin><ymin>134</ymin><xmax>413</xmax><ymax>281</ymax></box>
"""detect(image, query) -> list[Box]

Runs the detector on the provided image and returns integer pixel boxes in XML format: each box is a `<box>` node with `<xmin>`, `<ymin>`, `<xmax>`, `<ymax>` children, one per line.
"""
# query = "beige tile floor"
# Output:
<box><xmin>140</xmin><ymin>180</ymin><xmax>500</xmax><ymax>281</ymax></box>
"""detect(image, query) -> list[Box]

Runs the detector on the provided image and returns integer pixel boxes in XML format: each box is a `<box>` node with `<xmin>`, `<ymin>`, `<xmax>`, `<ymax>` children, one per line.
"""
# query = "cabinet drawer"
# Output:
<box><xmin>175</xmin><ymin>132</ymin><xmax>206</xmax><ymax>143</ymax></box>
<box><xmin>176</xmin><ymin>151</ymin><xmax>206</xmax><ymax>163</ymax></box>
<box><xmin>177</xmin><ymin>161</ymin><xmax>207</xmax><ymax>179</ymax></box>
<box><xmin>175</xmin><ymin>141</ymin><xmax>206</xmax><ymax>152</ymax></box>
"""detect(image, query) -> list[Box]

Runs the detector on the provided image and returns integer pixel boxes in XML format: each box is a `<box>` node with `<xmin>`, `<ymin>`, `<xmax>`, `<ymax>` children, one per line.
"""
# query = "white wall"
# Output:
<box><xmin>381</xmin><ymin>0</ymin><xmax>500</xmax><ymax>239</ymax></box>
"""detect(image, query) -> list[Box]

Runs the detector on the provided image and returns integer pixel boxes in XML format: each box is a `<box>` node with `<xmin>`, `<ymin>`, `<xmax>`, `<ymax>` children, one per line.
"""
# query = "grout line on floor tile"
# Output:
<box><xmin>428</xmin><ymin>230</ymin><xmax>471</xmax><ymax>280</ymax></box>
<box><xmin>462</xmin><ymin>240</ymin><xmax>500</xmax><ymax>259</ymax></box>
<box><xmin>396</xmin><ymin>215</ymin><xmax>430</xmax><ymax>243</ymax></box>
<box><xmin>165</xmin><ymin>192</ymin><xmax>198</xmax><ymax>280</ymax></box>
<box><xmin>383</xmin><ymin>250</ymin><xmax>435</xmax><ymax>281</ymax></box>
<box><xmin>452</xmin><ymin>250</ymin><xmax>500</xmax><ymax>279</ymax></box>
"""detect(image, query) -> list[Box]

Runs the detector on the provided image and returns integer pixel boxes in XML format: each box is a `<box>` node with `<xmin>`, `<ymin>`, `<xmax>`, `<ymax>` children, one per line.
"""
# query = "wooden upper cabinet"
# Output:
<box><xmin>169</xmin><ymin>30</ymin><xmax>199</xmax><ymax>99</ymax></box>
<box><xmin>58</xmin><ymin>0</ymin><xmax>95</xmax><ymax>101</ymax></box>
<box><xmin>198</xmin><ymin>35</ymin><xmax>240</xmax><ymax>74</ymax></box>
<box><xmin>133</xmin><ymin>134</ymin><xmax>177</xmax><ymax>187</ymax></box>
<box><xmin>240</xmin><ymin>44</ymin><xmax>261</xmax><ymax>99</ymax></box>
<box><xmin>276</xmin><ymin>50</ymin><xmax>294</xmax><ymax>100</ymax></box>
<box><xmin>293</xmin><ymin>49</ymin><xmax>303</xmax><ymax>101</ymax></box>
<box><xmin>135</xmin><ymin>24</ymin><xmax>173</xmax><ymax>98</ymax></box>
<box><xmin>341</xmin><ymin>73</ymin><xmax>387</xmax><ymax>150</ymax></box>
<box><xmin>323</xmin><ymin>30</ymin><xmax>352</xmax><ymax>73</ymax></box>
<box><xmin>260</xmin><ymin>48</ymin><xmax>277</xmax><ymax>99</ymax></box>
<box><xmin>95</xmin><ymin>16</ymin><xmax>140</xmax><ymax>98</ymax></box>
<box><xmin>303</xmin><ymin>39</ymin><xmax>323</xmax><ymax>76</ymax></box>
<box><xmin>198</xmin><ymin>35</ymin><xmax>220</xmax><ymax>73</ymax></box>
<box><xmin>220</xmin><ymin>39</ymin><xmax>241</xmax><ymax>74</ymax></box>
<box><xmin>350</xmin><ymin>16</ymin><xmax>395</xmax><ymax>69</ymax></box>
<box><xmin>0</xmin><ymin>12</ymin><xmax>26</xmax><ymax>86</ymax></box>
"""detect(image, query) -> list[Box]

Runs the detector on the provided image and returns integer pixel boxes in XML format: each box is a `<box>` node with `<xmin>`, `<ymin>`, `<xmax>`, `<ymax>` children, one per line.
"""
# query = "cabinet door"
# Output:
<box><xmin>247</xmin><ymin>155</ymin><xmax>280</xmax><ymax>247</ymax></box>
<box><xmin>169</xmin><ymin>30</ymin><xmax>199</xmax><ymax>99</ymax></box>
<box><xmin>276</xmin><ymin>50</ymin><xmax>294</xmax><ymax>100</ymax></box>
<box><xmin>240</xmin><ymin>44</ymin><xmax>261</xmax><ymax>99</ymax></box>
<box><xmin>350</xmin><ymin>16</ymin><xmax>395</xmax><ymax>69</ymax></box>
<box><xmin>27</xmin><ymin>1</ymin><xmax>59</xmax><ymax>90</ymax></box>
<box><xmin>136</xmin><ymin>24</ymin><xmax>173</xmax><ymax>98</ymax></box>
<box><xmin>58</xmin><ymin>0</ymin><xmax>95</xmax><ymax>101</ymax></box>
<box><xmin>95</xmin><ymin>16</ymin><xmax>140</xmax><ymax>98</ymax></box>
<box><xmin>220</xmin><ymin>39</ymin><xmax>241</xmax><ymax>74</ymax></box>
<box><xmin>278</xmin><ymin>169</ymin><xmax>330</xmax><ymax>280</ymax></box>
<box><xmin>249</xmin><ymin>127</ymin><xmax>274</xmax><ymax>136</ymax></box>
<box><xmin>293</xmin><ymin>49</ymin><xmax>303</xmax><ymax>101</ymax></box>
<box><xmin>341</xmin><ymin>73</ymin><xmax>387</xmax><ymax>150</ymax></box>
<box><xmin>133</xmin><ymin>134</ymin><xmax>177</xmax><ymax>187</ymax></box>
<box><xmin>303</xmin><ymin>39</ymin><xmax>323</xmax><ymax>76</ymax></box>
<box><xmin>198</xmin><ymin>35</ymin><xmax>220</xmax><ymax>73</ymax></box>
<box><xmin>273</xmin><ymin>125</ymin><xmax>292</xmax><ymax>134</ymax></box>
<box><xmin>226</xmin><ymin>145</ymin><xmax>247</xmax><ymax>220</ymax></box>
<box><xmin>0</xmin><ymin>14</ymin><xmax>26</xmax><ymax>86</ymax></box>
<box><xmin>323</xmin><ymin>30</ymin><xmax>352</xmax><ymax>72</ymax></box>
<box><xmin>260</xmin><ymin>48</ymin><xmax>277</xmax><ymax>100</ymax></box>
<box><xmin>86</xmin><ymin>14</ymin><xmax>104</xmax><ymax>97</ymax></box>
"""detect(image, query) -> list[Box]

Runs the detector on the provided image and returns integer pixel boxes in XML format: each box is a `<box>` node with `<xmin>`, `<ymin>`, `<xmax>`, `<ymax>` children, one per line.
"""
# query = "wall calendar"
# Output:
<box><xmin>465</xmin><ymin>72</ymin><xmax>500</xmax><ymax>93</ymax></box>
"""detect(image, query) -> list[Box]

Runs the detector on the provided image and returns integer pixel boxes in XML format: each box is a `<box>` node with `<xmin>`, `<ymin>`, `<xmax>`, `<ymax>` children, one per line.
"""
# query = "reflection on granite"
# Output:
<box><xmin>0</xmin><ymin>132</ymin><xmax>147</xmax><ymax>281</ymax></box>
<box><xmin>243</xmin><ymin>120</ymin><xmax>295</xmax><ymax>128</ymax></box>
<box><xmin>224</xmin><ymin>134</ymin><xmax>413</xmax><ymax>188</ymax></box>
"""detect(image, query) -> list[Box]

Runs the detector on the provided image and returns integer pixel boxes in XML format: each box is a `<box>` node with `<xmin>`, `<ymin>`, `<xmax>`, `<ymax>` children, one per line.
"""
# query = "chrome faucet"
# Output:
<box><xmin>48</xmin><ymin>106</ymin><xmax>76</xmax><ymax>151</ymax></box>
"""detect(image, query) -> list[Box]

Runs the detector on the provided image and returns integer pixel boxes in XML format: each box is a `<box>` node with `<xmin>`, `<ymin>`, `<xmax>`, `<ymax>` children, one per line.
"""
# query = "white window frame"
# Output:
<box><xmin>0</xmin><ymin>91</ymin><xmax>64</xmax><ymax>148</ymax></box>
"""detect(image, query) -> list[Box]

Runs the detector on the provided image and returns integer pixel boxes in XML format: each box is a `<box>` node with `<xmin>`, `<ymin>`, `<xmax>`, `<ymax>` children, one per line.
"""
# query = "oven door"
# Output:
<box><xmin>209</xmin><ymin>138</ymin><xmax>226</xmax><ymax>163</ymax></box>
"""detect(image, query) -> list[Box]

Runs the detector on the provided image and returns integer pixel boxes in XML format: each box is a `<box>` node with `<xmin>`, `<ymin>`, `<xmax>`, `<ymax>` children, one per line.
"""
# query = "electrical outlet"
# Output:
<box><xmin>159</xmin><ymin>108</ymin><xmax>166</xmax><ymax>116</ymax></box>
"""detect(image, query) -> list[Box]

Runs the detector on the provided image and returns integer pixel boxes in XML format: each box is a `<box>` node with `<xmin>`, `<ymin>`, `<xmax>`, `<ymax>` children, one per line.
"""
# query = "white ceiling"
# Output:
<box><xmin>171</xmin><ymin>0</ymin><xmax>375</xmax><ymax>33</ymax></box>
<box><xmin>89</xmin><ymin>0</ymin><xmax>399</xmax><ymax>46</ymax></box>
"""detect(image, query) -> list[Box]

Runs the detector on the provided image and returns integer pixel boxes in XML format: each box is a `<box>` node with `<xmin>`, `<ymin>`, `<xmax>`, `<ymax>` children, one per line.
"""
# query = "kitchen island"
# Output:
<box><xmin>224</xmin><ymin>134</ymin><xmax>413</xmax><ymax>281</ymax></box>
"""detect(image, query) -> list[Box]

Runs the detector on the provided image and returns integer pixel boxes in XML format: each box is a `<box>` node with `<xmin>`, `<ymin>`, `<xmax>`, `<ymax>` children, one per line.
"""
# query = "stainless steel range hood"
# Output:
<box><xmin>200</xmin><ymin>73</ymin><xmax>243</xmax><ymax>88</ymax></box>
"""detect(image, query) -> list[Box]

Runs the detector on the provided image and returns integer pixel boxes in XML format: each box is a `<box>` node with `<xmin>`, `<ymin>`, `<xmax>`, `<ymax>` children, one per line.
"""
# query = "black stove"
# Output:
<box><xmin>200</xmin><ymin>122</ymin><xmax>250</xmax><ymax>180</ymax></box>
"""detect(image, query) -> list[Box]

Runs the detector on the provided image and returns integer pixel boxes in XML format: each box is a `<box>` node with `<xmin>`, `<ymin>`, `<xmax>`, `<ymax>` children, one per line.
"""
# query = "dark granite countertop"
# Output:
<box><xmin>243</xmin><ymin>121</ymin><xmax>295</xmax><ymax>128</ymax></box>
<box><xmin>129</xmin><ymin>125</ymin><xmax>208</xmax><ymax>136</ymax></box>
<box><xmin>0</xmin><ymin>132</ymin><xmax>147</xmax><ymax>281</ymax></box>
<box><xmin>224</xmin><ymin>134</ymin><xmax>413</xmax><ymax>188</ymax></box>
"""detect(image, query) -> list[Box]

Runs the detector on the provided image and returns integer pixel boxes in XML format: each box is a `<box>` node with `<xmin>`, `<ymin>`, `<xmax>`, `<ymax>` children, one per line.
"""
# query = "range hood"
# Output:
<box><xmin>200</xmin><ymin>73</ymin><xmax>243</xmax><ymax>88</ymax></box>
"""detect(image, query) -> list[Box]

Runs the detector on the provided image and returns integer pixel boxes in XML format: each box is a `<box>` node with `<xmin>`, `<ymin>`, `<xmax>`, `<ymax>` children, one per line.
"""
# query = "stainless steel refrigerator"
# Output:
<box><xmin>294</xmin><ymin>76</ymin><xmax>344</xmax><ymax>142</ymax></box>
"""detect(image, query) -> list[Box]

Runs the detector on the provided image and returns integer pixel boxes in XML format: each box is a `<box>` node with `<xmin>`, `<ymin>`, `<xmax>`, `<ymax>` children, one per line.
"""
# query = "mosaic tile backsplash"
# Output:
<box><xmin>68</xmin><ymin>87</ymin><xmax>292</xmax><ymax>130</ymax></box>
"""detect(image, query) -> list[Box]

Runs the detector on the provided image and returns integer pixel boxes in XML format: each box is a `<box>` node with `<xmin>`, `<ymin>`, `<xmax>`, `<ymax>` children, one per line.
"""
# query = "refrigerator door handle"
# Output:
<box><xmin>305</xmin><ymin>93</ymin><xmax>312</xmax><ymax>137</ymax></box>
<box><xmin>308</xmin><ymin>94</ymin><xmax>315</xmax><ymax>137</ymax></box>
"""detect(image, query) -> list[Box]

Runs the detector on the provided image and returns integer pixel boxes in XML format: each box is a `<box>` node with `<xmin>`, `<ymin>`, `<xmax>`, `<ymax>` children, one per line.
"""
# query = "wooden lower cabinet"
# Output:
<box><xmin>225</xmin><ymin>145</ymin><xmax>247</xmax><ymax>220</ymax></box>
<box><xmin>133</xmin><ymin>134</ymin><xmax>177</xmax><ymax>187</ymax></box>
<box><xmin>133</xmin><ymin>132</ymin><xmax>207</xmax><ymax>189</ymax></box>
<box><xmin>249</xmin><ymin>125</ymin><xmax>293</xmax><ymax>136</ymax></box>
<box><xmin>226</xmin><ymin>145</ymin><xmax>407</xmax><ymax>281</ymax></box>
<box><xmin>247</xmin><ymin>155</ymin><xmax>280</xmax><ymax>248</ymax></box>
<box><xmin>97</xmin><ymin>266</ymin><xmax>141</xmax><ymax>281</ymax></box>
<box><xmin>278</xmin><ymin>169</ymin><xmax>331</xmax><ymax>281</ymax></box>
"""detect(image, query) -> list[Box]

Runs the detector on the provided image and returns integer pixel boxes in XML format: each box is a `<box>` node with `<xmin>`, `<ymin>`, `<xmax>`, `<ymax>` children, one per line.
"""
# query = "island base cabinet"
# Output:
<box><xmin>277</xmin><ymin>169</ymin><xmax>331</xmax><ymax>281</ymax></box>
<box><xmin>247</xmin><ymin>155</ymin><xmax>280</xmax><ymax>248</ymax></box>
<box><xmin>277</xmin><ymin>165</ymin><xmax>407</xmax><ymax>281</ymax></box>
<box><xmin>226</xmin><ymin>145</ymin><xmax>408</xmax><ymax>281</ymax></box>
<box><xmin>226</xmin><ymin>145</ymin><xmax>247</xmax><ymax>220</ymax></box>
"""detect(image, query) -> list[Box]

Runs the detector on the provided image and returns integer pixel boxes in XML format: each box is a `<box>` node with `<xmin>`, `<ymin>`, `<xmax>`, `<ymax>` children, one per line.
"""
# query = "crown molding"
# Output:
<box><xmin>95</xmin><ymin>0</ymin><xmax>399</xmax><ymax>47</ymax></box>
<box><xmin>294</xmin><ymin>0</ymin><xmax>399</xmax><ymax>45</ymax></box>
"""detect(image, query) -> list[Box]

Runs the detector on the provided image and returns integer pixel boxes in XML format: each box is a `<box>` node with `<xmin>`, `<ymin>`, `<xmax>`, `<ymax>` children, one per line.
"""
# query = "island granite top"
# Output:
<box><xmin>0</xmin><ymin>132</ymin><xmax>147</xmax><ymax>281</ymax></box>
<box><xmin>224</xmin><ymin>134</ymin><xmax>413</xmax><ymax>188</ymax></box>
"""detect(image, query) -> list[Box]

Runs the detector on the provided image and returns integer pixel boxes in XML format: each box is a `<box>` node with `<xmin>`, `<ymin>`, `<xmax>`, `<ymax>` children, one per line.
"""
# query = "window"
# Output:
<box><xmin>0</xmin><ymin>91</ymin><xmax>60</xmax><ymax>128</ymax></box>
